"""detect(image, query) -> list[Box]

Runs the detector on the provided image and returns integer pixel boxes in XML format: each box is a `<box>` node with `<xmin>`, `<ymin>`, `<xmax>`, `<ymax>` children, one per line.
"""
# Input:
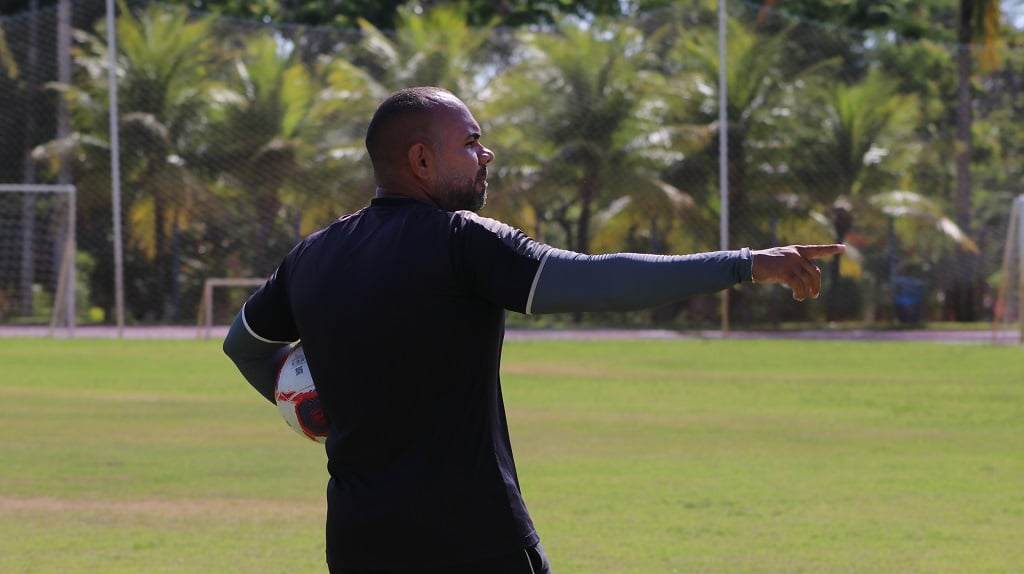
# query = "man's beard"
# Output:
<box><xmin>437</xmin><ymin>171</ymin><xmax>487</xmax><ymax>212</ymax></box>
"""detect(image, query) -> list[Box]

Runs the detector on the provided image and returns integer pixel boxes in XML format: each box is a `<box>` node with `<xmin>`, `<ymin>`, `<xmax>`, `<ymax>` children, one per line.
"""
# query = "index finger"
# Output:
<box><xmin>796</xmin><ymin>244</ymin><xmax>846</xmax><ymax>260</ymax></box>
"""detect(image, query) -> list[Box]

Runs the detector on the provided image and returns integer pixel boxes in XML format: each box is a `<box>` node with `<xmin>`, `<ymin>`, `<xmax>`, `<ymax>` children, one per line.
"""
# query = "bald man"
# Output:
<box><xmin>224</xmin><ymin>86</ymin><xmax>844</xmax><ymax>573</ymax></box>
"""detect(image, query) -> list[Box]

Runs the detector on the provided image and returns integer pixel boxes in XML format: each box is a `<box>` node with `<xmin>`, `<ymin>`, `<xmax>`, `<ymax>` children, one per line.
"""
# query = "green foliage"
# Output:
<box><xmin>664</xmin><ymin>17</ymin><xmax>797</xmax><ymax>249</ymax></box>
<box><xmin>349</xmin><ymin>3</ymin><xmax>495</xmax><ymax>96</ymax></box>
<box><xmin>757</xmin><ymin>0</ymin><xmax>959</xmax><ymax>40</ymax></box>
<box><xmin>483</xmin><ymin>16</ymin><xmax>686</xmax><ymax>254</ymax></box>
<box><xmin>200</xmin><ymin>33</ymin><xmax>320</xmax><ymax>272</ymax></box>
<box><xmin>44</xmin><ymin>2</ymin><xmax>224</xmax><ymax>321</ymax></box>
<box><xmin>808</xmin><ymin>68</ymin><xmax>919</xmax><ymax>199</ymax></box>
<box><xmin>8</xmin><ymin>0</ymin><xmax>1021</xmax><ymax>326</ymax></box>
<box><xmin>168</xmin><ymin>0</ymin><xmax>632</xmax><ymax>29</ymax></box>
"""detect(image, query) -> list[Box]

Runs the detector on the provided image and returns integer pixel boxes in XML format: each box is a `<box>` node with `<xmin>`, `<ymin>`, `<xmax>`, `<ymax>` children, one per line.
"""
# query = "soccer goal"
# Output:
<box><xmin>0</xmin><ymin>184</ymin><xmax>76</xmax><ymax>336</ymax></box>
<box><xmin>993</xmin><ymin>195</ymin><xmax>1024</xmax><ymax>344</ymax></box>
<box><xmin>196</xmin><ymin>277</ymin><xmax>266</xmax><ymax>339</ymax></box>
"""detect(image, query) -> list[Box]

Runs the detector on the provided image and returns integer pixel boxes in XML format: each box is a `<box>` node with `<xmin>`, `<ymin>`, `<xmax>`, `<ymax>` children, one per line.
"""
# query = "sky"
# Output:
<box><xmin>1004</xmin><ymin>0</ymin><xmax>1024</xmax><ymax>28</ymax></box>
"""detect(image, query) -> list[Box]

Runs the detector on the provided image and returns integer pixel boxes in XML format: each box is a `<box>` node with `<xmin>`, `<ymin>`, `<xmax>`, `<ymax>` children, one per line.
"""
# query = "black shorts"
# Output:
<box><xmin>330</xmin><ymin>543</ymin><xmax>551</xmax><ymax>574</ymax></box>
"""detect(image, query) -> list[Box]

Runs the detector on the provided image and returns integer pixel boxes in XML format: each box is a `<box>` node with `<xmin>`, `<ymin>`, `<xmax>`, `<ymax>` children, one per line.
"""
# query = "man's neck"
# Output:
<box><xmin>375</xmin><ymin>185</ymin><xmax>440</xmax><ymax>208</ymax></box>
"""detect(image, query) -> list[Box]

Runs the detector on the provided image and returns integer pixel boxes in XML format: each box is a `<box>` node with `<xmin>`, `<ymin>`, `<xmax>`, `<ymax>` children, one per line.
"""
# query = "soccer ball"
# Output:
<box><xmin>275</xmin><ymin>344</ymin><xmax>329</xmax><ymax>443</ymax></box>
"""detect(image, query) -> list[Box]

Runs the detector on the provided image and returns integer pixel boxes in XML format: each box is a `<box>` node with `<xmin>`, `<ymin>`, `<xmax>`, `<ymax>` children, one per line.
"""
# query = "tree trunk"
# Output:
<box><xmin>153</xmin><ymin>187</ymin><xmax>168</xmax><ymax>321</ymax></box>
<box><xmin>952</xmin><ymin>0</ymin><xmax>977</xmax><ymax>321</ymax></box>
<box><xmin>254</xmin><ymin>191</ymin><xmax>283</xmax><ymax>274</ymax></box>
<box><xmin>575</xmin><ymin>178</ymin><xmax>597</xmax><ymax>256</ymax></box>
<box><xmin>57</xmin><ymin>0</ymin><xmax>72</xmax><ymax>185</ymax></box>
<box><xmin>572</xmin><ymin>178</ymin><xmax>597</xmax><ymax>324</ymax></box>
<box><xmin>727</xmin><ymin>132</ymin><xmax>746</xmax><ymax>249</ymax></box>
<box><xmin>19</xmin><ymin>0</ymin><xmax>39</xmax><ymax>318</ymax></box>
<box><xmin>826</xmin><ymin>204</ymin><xmax>854</xmax><ymax>322</ymax></box>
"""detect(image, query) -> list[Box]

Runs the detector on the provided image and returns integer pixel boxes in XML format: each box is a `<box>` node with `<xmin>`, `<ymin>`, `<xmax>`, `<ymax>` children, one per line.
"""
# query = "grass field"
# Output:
<box><xmin>1</xmin><ymin>337</ymin><xmax>1022</xmax><ymax>573</ymax></box>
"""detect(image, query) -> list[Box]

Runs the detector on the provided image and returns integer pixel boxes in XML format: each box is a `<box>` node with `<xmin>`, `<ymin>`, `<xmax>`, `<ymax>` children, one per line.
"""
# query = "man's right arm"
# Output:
<box><xmin>526</xmin><ymin>244</ymin><xmax>845</xmax><ymax>314</ymax></box>
<box><xmin>527</xmin><ymin>248</ymin><xmax>753</xmax><ymax>314</ymax></box>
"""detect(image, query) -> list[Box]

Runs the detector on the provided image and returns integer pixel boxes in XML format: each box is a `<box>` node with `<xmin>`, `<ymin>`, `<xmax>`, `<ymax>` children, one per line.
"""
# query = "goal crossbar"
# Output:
<box><xmin>0</xmin><ymin>184</ymin><xmax>75</xmax><ymax>194</ymax></box>
<box><xmin>197</xmin><ymin>277</ymin><xmax>265</xmax><ymax>339</ymax></box>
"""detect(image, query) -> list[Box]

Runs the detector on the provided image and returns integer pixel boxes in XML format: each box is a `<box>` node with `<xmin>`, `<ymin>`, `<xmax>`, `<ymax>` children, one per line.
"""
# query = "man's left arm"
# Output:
<box><xmin>223</xmin><ymin>308</ymin><xmax>293</xmax><ymax>404</ymax></box>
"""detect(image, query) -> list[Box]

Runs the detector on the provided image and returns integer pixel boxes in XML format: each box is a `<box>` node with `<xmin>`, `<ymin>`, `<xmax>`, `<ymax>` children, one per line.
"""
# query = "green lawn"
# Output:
<box><xmin>1</xmin><ymin>338</ymin><xmax>1021</xmax><ymax>573</ymax></box>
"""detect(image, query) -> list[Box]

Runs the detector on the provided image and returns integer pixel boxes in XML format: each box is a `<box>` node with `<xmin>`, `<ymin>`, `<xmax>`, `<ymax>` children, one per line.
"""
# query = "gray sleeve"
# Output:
<box><xmin>527</xmin><ymin>247</ymin><xmax>753</xmax><ymax>314</ymax></box>
<box><xmin>223</xmin><ymin>308</ymin><xmax>294</xmax><ymax>405</ymax></box>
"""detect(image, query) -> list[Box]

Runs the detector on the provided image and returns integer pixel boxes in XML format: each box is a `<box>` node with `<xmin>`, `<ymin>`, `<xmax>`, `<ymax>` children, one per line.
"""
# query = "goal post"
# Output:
<box><xmin>993</xmin><ymin>195</ymin><xmax>1024</xmax><ymax>345</ymax></box>
<box><xmin>0</xmin><ymin>184</ymin><xmax>76</xmax><ymax>337</ymax></box>
<box><xmin>197</xmin><ymin>277</ymin><xmax>266</xmax><ymax>339</ymax></box>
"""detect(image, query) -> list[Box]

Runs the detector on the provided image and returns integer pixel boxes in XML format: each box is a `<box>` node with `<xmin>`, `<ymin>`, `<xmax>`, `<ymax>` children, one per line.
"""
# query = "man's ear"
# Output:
<box><xmin>407</xmin><ymin>143</ymin><xmax>433</xmax><ymax>181</ymax></box>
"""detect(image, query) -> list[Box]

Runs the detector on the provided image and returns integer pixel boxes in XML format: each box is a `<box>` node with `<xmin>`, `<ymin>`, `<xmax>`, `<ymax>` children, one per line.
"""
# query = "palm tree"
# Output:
<box><xmin>952</xmin><ymin>0</ymin><xmax>1002</xmax><ymax>320</ymax></box>
<box><xmin>297</xmin><ymin>39</ymin><xmax>387</xmax><ymax>230</ymax></box>
<box><xmin>813</xmin><ymin>69</ymin><xmax>918</xmax><ymax>234</ymax></box>
<box><xmin>794</xmin><ymin>68</ymin><xmax>921</xmax><ymax>318</ymax></box>
<box><xmin>15</xmin><ymin>0</ymin><xmax>39</xmax><ymax>319</ymax></box>
<box><xmin>484</xmin><ymin>17</ymin><xmax>683</xmax><ymax>255</ymax></box>
<box><xmin>200</xmin><ymin>32</ymin><xmax>320</xmax><ymax>274</ymax></box>
<box><xmin>349</xmin><ymin>3</ymin><xmax>497</xmax><ymax>96</ymax></box>
<box><xmin>665</xmin><ymin>17</ymin><xmax>799</xmax><ymax>251</ymax></box>
<box><xmin>45</xmin><ymin>2</ymin><xmax>219</xmax><ymax>320</ymax></box>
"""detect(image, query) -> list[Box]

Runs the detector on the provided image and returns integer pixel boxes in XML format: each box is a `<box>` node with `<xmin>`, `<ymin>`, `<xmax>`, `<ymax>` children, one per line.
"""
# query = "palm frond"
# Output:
<box><xmin>869</xmin><ymin>190</ymin><xmax>980</xmax><ymax>253</ymax></box>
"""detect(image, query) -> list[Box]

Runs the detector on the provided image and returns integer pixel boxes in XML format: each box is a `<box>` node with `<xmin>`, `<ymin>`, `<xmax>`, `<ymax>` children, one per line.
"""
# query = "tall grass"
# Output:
<box><xmin>1</xmin><ymin>338</ymin><xmax>1021</xmax><ymax>573</ymax></box>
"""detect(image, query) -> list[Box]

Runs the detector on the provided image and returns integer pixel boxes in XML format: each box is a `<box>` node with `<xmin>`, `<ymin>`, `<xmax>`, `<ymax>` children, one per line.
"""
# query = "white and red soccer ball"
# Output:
<box><xmin>275</xmin><ymin>344</ymin><xmax>330</xmax><ymax>443</ymax></box>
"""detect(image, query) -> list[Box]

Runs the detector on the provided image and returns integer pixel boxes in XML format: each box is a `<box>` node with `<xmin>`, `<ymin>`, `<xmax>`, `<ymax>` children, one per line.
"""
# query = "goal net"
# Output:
<box><xmin>993</xmin><ymin>195</ymin><xmax>1024</xmax><ymax>344</ymax></box>
<box><xmin>0</xmin><ymin>184</ymin><xmax>76</xmax><ymax>335</ymax></box>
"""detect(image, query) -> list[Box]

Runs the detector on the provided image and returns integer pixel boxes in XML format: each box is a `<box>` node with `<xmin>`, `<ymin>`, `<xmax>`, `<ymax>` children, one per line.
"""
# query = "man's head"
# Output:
<box><xmin>365</xmin><ymin>87</ymin><xmax>495</xmax><ymax>212</ymax></box>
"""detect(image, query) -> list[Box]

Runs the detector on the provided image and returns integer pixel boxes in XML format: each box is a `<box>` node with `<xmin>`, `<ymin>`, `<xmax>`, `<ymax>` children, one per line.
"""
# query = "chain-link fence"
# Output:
<box><xmin>1</xmin><ymin>0</ymin><xmax>1022</xmax><ymax>331</ymax></box>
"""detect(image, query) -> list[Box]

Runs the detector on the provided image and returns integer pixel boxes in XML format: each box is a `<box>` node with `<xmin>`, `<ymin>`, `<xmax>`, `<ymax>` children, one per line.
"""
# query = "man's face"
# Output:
<box><xmin>430</xmin><ymin>101</ymin><xmax>495</xmax><ymax>212</ymax></box>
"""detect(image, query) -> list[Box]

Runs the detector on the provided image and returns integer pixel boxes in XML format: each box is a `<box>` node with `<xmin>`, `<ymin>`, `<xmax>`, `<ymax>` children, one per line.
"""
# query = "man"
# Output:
<box><xmin>223</xmin><ymin>86</ymin><xmax>844</xmax><ymax>573</ymax></box>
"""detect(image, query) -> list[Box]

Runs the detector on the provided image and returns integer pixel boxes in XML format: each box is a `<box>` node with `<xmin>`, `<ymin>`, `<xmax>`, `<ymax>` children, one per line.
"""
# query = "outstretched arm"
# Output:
<box><xmin>528</xmin><ymin>248</ymin><xmax>752</xmax><ymax>314</ymax></box>
<box><xmin>527</xmin><ymin>244</ymin><xmax>844</xmax><ymax>314</ymax></box>
<box><xmin>223</xmin><ymin>309</ymin><xmax>294</xmax><ymax>405</ymax></box>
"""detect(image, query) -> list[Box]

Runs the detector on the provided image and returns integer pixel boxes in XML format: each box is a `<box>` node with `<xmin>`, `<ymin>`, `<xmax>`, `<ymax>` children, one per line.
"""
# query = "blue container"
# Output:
<box><xmin>892</xmin><ymin>276</ymin><xmax>927</xmax><ymax>323</ymax></box>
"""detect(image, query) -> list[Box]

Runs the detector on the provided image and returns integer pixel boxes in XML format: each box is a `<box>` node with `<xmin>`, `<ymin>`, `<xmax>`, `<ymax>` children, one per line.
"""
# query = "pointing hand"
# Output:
<box><xmin>751</xmin><ymin>244</ymin><xmax>846</xmax><ymax>301</ymax></box>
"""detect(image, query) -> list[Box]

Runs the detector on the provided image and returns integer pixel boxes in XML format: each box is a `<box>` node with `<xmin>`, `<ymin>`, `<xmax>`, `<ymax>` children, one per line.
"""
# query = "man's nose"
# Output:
<box><xmin>479</xmin><ymin>146</ymin><xmax>495</xmax><ymax>165</ymax></box>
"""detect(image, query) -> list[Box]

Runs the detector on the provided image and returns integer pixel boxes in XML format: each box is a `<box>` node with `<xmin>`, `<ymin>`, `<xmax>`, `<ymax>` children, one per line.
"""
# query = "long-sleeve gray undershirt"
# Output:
<box><xmin>527</xmin><ymin>247</ymin><xmax>753</xmax><ymax>314</ymax></box>
<box><xmin>223</xmin><ymin>310</ymin><xmax>291</xmax><ymax>405</ymax></box>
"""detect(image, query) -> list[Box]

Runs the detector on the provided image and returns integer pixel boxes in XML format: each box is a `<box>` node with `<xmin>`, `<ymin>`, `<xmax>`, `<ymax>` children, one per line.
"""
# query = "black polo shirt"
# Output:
<box><xmin>243</xmin><ymin>196</ymin><xmax>552</xmax><ymax>570</ymax></box>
